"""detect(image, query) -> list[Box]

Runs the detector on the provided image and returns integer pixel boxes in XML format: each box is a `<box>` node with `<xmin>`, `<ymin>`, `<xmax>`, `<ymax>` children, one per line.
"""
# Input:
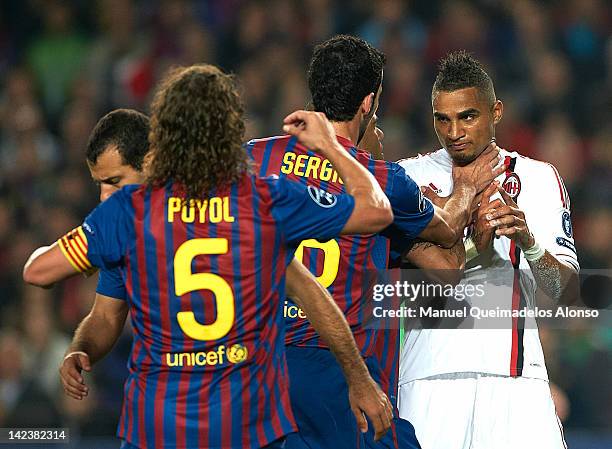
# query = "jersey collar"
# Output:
<box><xmin>336</xmin><ymin>135</ymin><xmax>356</xmax><ymax>150</ymax></box>
<box><xmin>436</xmin><ymin>148</ymin><xmax>453</xmax><ymax>170</ymax></box>
<box><xmin>436</xmin><ymin>146</ymin><xmax>512</xmax><ymax>168</ymax></box>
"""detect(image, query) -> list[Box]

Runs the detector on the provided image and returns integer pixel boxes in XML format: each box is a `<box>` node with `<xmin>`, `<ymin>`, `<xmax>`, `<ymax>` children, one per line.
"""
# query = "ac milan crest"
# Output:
<box><xmin>503</xmin><ymin>173</ymin><xmax>521</xmax><ymax>199</ymax></box>
<box><xmin>428</xmin><ymin>182</ymin><xmax>442</xmax><ymax>194</ymax></box>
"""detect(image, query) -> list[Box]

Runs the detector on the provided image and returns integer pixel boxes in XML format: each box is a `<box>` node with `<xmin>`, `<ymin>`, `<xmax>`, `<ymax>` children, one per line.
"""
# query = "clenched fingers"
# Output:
<box><xmin>60</xmin><ymin>357</ymin><xmax>89</xmax><ymax>399</ymax></box>
<box><xmin>372</xmin><ymin>399</ymin><xmax>392</xmax><ymax>441</ymax></box>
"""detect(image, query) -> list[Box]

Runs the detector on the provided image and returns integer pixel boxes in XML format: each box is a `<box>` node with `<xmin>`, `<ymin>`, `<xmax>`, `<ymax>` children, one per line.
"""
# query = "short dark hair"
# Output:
<box><xmin>86</xmin><ymin>109</ymin><xmax>150</xmax><ymax>171</ymax></box>
<box><xmin>308</xmin><ymin>35</ymin><xmax>386</xmax><ymax>122</ymax></box>
<box><xmin>148</xmin><ymin>64</ymin><xmax>248</xmax><ymax>201</ymax></box>
<box><xmin>432</xmin><ymin>51</ymin><xmax>496</xmax><ymax>104</ymax></box>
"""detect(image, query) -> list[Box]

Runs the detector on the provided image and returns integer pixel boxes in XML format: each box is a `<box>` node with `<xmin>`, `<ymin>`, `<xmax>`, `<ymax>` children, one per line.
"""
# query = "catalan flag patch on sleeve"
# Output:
<box><xmin>57</xmin><ymin>226</ymin><xmax>95</xmax><ymax>275</ymax></box>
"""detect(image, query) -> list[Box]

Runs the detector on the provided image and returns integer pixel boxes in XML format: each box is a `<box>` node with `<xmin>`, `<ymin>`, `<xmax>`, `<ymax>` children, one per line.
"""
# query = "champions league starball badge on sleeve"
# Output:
<box><xmin>562</xmin><ymin>211</ymin><xmax>573</xmax><ymax>238</ymax></box>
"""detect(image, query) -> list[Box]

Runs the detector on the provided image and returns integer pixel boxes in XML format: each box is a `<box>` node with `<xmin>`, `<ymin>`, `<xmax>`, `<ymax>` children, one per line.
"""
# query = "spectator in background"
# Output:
<box><xmin>59</xmin><ymin>103</ymin><xmax>98</xmax><ymax>169</ymax></box>
<box><xmin>20</xmin><ymin>287</ymin><xmax>69</xmax><ymax>394</ymax></box>
<box><xmin>27</xmin><ymin>1</ymin><xmax>89</xmax><ymax>126</ymax></box>
<box><xmin>358</xmin><ymin>0</ymin><xmax>427</xmax><ymax>55</ymax></box>
<box><xmin>0</xmin><ymin>330</ymin><xmax>62</xmax><ymax>428</ymax></box>
<box><xmin>88</xmin><ymin>0</ymin><xmax>151</xmax><ymax>111</ymax></box>
<box><xmin>528</xmin><ymin>51</ymin><xmax>574</xmax><ymax>125</ymax></box>
<box><xmin>535</xmin><ymin>113</ymin><xmax>587</xmax><ymax>186</ymax></box>
<box><xmin>0</xmin><ymin>68</ymin><xmax>60</xmax><ymax>183</ymax></box>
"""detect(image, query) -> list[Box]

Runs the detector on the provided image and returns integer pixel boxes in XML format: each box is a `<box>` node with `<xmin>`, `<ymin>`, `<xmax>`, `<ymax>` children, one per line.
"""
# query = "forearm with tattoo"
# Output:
<box><xmin>527</xmin><ymin>252</ymin><xmax>579</xmax><ymax>304</ymax></box>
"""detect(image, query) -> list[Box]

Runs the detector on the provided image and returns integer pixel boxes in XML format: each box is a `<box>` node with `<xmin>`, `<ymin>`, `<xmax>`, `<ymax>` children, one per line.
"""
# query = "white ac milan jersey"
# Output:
<box><xmin>398</xmin><ymin>148</ymin><xmax>579</xmax><ymax>383</ymax></box>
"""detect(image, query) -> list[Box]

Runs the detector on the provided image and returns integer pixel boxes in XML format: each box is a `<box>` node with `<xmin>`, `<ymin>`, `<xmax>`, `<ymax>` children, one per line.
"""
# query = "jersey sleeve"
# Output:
<box><xmin>83</xmin><ymin>189</ymin><xmax>133</xmax><ymax>270</ymax></box>
<box><xmin>96</xmin><ymin>268</ymin><xmax>127</xmax><ymax>300</ymax></box>
<box><xmin>380</xmin><ymin>163</ymin><xmax>434</xmax><ymax>255</ymax></box>
<box><xmin>266</xmin><ymin>176</ymin><xmax>355</xmax><ymax>244</ymax></box>
<box><xmin>528</xmin><ymin>164</ymin><xmax>579</xmax><ymax>271</ymax></box>
<box><xmin>59</xmin><ymin>189</ymin><xmax>132</xmax><ymax>272</ymax></box>
<box><xmin>57</xmin><ymin>226</ymin><xmax>97</xmax><ymax>275</ymax></box>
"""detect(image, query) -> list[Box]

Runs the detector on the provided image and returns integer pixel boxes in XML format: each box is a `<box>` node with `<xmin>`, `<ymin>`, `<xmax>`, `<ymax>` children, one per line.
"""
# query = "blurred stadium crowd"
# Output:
<box><xmin>0</xmin><ymin>0</ymin><xmax>609</xmax><ymax>445</ymax></box>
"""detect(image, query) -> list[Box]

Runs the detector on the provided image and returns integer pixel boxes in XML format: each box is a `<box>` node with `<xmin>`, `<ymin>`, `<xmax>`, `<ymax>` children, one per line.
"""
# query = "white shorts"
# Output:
<box><xmin>398</xmin><ymin>373</ymin><xmax>566</xmax><ymax>449</ymax></box>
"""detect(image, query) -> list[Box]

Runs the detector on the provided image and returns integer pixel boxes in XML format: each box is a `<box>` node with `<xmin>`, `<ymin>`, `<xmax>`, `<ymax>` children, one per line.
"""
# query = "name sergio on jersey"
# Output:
<box><xmin>281</xmin><ymin>152</ymin><xmax>343</xmax><ymax>184</ymax></box>
<box><xmin>168</xmin><ymin>196</ymin><xmax>235</xmax><ymax>224</ymax></box>
<box><xmin>165</xmin><ymin>343</ymin><xmax>248</xmax><ymax>368</ymax></box>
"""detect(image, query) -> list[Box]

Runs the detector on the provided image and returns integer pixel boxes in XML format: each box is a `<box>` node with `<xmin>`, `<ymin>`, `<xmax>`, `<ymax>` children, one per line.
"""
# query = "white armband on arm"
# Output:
<box><xmin>523</xmin><ymin>240</ymin><xmax>546</xmax><ymax>262</ymax></box>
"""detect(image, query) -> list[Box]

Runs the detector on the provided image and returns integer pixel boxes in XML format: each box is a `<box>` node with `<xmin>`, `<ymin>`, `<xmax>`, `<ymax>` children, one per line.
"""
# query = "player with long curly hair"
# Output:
<box><xmin>24</xmin><ymin>63</ymin><xmax>396</xmax><ymax>449</ymax></box>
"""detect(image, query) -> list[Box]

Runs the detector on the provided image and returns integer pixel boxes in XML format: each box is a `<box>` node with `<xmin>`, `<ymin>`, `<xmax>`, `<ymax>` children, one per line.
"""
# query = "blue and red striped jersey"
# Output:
<box><xmin>96</xmin><ymin>267</ymin><xmax>127</xmax><ymax>300</ymax></box>
<box><xmin>63</xmin><ymin>173</ymin><xmax>355</xmax><ymax>449</ymax></box>
<box><xmin>246</xmin><ymin>135</ymin><xmax>433</xmax><ymax>402</ymax></box>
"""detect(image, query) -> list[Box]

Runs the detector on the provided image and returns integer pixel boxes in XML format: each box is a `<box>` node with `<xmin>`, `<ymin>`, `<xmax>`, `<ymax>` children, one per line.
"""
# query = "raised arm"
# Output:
<box><xmin>285</xmin><ymin>259</ymin><xmax>392</xmax><ymax>441</ymax></box>
<box><xmin>283</xmin><ymin>110</ymin><xmax>392</xmax><ymax>235</ymax></box>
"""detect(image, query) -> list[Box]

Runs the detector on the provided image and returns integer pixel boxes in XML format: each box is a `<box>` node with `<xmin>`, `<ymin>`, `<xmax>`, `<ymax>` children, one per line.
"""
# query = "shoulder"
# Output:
<box><xmin>508</xmin><ymin>150</ymin><xmax>564</xmax><ymax>183</ymax></box>
<box><xmin>253</xmin><ymin>173</ymin><xmax>284</xmax><ymax>200</ymax></box>
<box><xmin>515</xmin><ymin>152</ymin><xmax>562</xmax><ymax>177</ymax></box>
<box><xmin>112</xmin><ymin>184</ymin><xmax>143</xmax><ymax>204</ymax></box>
<box><xmin>506</xmin><ymin>150</ymin><xmax>570</xmax><ymax>207</ymax></box>
<box><xmin>355</xmin><ymin>149</ymin><xmax>399</xmax><ymax>175</ymax></box>
<box><xmin>397</xmin><ymin>148</ymin><xmax>446</xmax><ymax>169</ymax></box>
<box><xmin>246</xmin><ymin>135</ymin><xmax>295</xmax><ymax>153</ymax></box>
<box><xmin>89</xmin><ymin>185</ymin><xmax>140</xmax><ymax>219</ymax></box>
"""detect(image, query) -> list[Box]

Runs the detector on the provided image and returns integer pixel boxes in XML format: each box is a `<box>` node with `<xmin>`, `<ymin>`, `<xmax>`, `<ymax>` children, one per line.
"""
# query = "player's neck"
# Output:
<box><xmin>331</xmin><ymin>120</ymin><xmax>359</xmax><ymax>146</ymax></box>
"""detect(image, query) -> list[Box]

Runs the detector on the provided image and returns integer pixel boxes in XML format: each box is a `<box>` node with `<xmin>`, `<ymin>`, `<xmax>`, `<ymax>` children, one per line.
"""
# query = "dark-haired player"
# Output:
<box><xmin>58</xmin><ymin>109</ymin><xmax>149</xmax><ymax>401</ymax></box>
<box><xmin>59</xmin><ymin>107</ymin><xmax>394</xmax><ymax>446</ymax></box>
<box><xmin>248</xmin><ymin>35</ymin><xmax>504</xmax><ymax>449</ymax></box>
<box><xmin>24</xmin><ymin>64</ymin><xmax>396</xmax><ymax>449</ymax></box>
<box><xmin>397</xmin><ymin>51</ymin><xmax>579</xmax><ymax>449</ymax></box>
<box><xmin>86</xmin><ymin>109</ymin><xmax>151</xmax><ymax>202</ymax></box>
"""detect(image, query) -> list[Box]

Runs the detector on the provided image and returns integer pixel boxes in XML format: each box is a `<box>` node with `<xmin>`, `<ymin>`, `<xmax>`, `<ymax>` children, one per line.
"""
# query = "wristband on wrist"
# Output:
<box><xmin>64</xmin><ymin>351</ymin><xmax>88</xmax><ymax>361</ymax></box>
<box><xmin>523</xmin><ymin>240</ymin><xmax>545</xmax><ymax>262</ymax></box>
<box><xmin>464</xmin><ymin>236</ymin><xmax>479</xmax><ymax>262</ymax></box>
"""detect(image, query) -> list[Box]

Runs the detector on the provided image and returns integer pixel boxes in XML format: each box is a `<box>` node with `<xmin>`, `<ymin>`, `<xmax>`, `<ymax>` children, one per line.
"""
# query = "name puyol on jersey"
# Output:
<box><xmin>307</xmin><ymin>185</ymin><xmax>338</xmax><ymax>208</ymax></box>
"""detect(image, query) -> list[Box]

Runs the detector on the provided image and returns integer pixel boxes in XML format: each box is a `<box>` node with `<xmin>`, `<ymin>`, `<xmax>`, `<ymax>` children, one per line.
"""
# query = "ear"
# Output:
<box><xmin>492</xmin><ymin>100</ymin><xmax>503</xmax><ymax>125</ymax></box>
<box><xmin>142</xmin><ymin>151</ymin><xmax>154</xmax><ymax>175</ymax></box>
<box><xmin>361</xmin><ymin>93</ymin><xmax>375</xmax><ymax>116</ymax></box>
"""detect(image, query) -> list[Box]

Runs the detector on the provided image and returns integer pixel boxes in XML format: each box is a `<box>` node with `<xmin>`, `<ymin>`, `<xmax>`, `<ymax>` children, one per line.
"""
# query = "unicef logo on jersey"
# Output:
<box><xmin>227</xmin><ymin>344</ymin><xmax>248</xmax><ymax>364</ymax></box>
<box><xmin>562</xmin><ymin>211</ymin><xmax>573</xmax><ymax>238</ymax></box>
<box><xmin>307</xmin><ymin>185</ymin><xmax>337</xmax><ymax>208</ymax></box>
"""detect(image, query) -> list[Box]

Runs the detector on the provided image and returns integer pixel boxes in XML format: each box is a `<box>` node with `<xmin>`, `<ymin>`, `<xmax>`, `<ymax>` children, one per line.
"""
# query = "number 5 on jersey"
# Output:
<box><xmin>174</xmin><ymin>238</ymin><xmax>235</xmax><ymax>341</ymax></box>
